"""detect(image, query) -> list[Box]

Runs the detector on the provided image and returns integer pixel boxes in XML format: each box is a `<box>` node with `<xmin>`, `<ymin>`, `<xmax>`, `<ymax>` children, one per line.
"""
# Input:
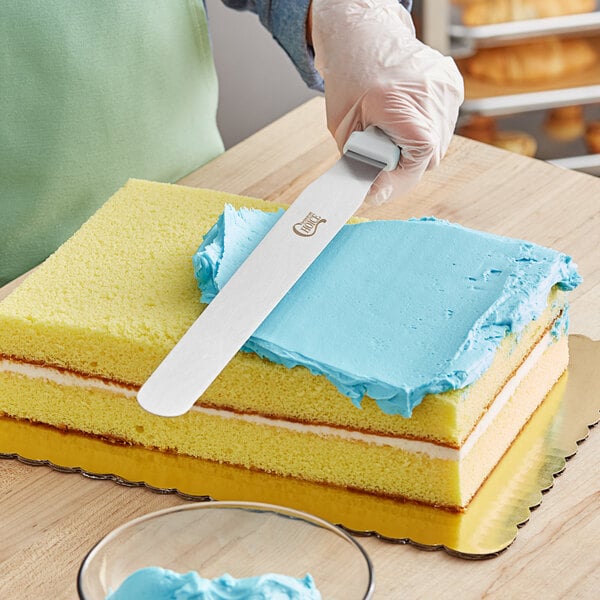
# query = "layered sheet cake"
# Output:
<box><xmin>0</xmin><ymin>180</ymin><xmax>581</xmax><ymax>510</ymax></box>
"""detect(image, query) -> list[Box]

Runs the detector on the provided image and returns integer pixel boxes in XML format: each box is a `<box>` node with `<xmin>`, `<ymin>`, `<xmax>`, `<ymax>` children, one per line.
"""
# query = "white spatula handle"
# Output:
<box><xmin>343</xmin><ymin>126</ymin><xmax>400</xmax><ymax>172</ymax></box>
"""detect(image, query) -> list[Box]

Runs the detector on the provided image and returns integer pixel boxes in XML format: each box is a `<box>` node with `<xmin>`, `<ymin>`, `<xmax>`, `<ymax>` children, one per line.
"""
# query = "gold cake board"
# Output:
<box><xmin>1</xmin><ymin>335</ymin><xmax>598</xmax><ymax>559</ymax></box>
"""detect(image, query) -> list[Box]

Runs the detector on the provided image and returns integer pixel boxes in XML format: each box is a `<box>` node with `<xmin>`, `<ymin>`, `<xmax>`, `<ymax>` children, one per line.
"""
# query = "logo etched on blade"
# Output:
<box><xmin>292</xmin><ymin>212</ymin><xmax>327</xmax><ymax>237</ymax></box>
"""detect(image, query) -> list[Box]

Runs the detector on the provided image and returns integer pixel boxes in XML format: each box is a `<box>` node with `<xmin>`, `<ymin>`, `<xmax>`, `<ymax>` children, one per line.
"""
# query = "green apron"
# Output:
<box><xmin>0</xmin><ymin>0</ymin><xmax>224</xmax><ymax>286</ymax></box>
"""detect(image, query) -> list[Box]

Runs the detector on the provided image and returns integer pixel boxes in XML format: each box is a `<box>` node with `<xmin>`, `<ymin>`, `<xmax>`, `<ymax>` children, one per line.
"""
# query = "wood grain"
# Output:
<box><xmin>1</xmin><ymin>97</ymin><xmax>599</xmax><ymax>599</ymax></box>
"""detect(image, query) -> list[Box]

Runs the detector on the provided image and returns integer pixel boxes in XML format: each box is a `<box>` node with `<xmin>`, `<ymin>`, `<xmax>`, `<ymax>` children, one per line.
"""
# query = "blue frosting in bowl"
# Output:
<box><xmin>106</xmin><ymin>567</ymin><xmax>321</xmax><ymax>599</ymax></box>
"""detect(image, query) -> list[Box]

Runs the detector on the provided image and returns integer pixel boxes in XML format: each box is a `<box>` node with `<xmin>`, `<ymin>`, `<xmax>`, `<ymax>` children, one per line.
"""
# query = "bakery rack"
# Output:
<box><xmin>449</xmin><ymin>11</ymin><xmax>600</xmax><ymax>50</ymax></box>
<box><xmin>413</xmin><ymin>0</ymin><xmax>600</xmax><ymax>176</ymax></box>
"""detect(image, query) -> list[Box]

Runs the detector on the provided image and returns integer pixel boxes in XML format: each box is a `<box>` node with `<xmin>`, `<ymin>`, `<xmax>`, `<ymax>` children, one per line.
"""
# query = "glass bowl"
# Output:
<box><xmin>77</xmin><ymin>501</ymin><xmax>374</xmax><ymax>599</ymax></box>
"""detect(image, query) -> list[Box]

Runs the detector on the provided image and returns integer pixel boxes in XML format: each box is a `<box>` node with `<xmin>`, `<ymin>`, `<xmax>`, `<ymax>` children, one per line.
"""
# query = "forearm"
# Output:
<box><xmin>306</xmin><ymin>0</ymin><xmax>413</xmax><ymax>46</ymax></box>
<box><xmin>220</xmin><ymin>1</ymin><xmax>413</xmax><ymax>90</ymax></box>
<box><xmin>307</xmin><ymin>1</ymin><xmax>312</xmax><ymax>46</ymax></box>
<box><xmin>221</xmin><ymin>0</ymin><xmax>321</xmax><ymax>89</ymax></box>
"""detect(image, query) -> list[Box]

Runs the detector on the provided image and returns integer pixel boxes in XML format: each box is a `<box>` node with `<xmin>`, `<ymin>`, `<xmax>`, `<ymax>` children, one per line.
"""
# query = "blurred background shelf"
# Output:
<box><xmin>450</xmin><ymin>5</ymin><xmax>600</xmax><ymax>51</ymax></box>
<box><xmin>414</xmin><ymin>0</ymin><xmax>600</xmax><ymax>175</ymax></box>
<box><xmin>457</xmin><ymin>37</ymin><xmax>600</xmax><ymax>115</ymax></box>
<box><xmin>460</xmin><ymin>85</ymin><xmax>600</xmax><ymax>116</ymax></box>
<box><xmin>549</xmin><ymin>154</ymin><xmax>600</xmax><ymax>175</ymax></box>
<box><xmin>460</xmin><ymin>104</ymin><xmax>600</xmax><ymax>172</ymax></box>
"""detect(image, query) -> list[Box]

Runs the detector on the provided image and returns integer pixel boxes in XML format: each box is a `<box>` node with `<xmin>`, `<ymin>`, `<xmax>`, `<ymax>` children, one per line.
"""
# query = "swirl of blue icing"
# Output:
<box><xmin>106</xmin><ymin>567</ymin><xmax>321</xmax><ymax>599</ymax></box>
<box><xmin>193</xmin><ymin>206</ymin><xmax>581</xmax><ymax>418</ymax></box>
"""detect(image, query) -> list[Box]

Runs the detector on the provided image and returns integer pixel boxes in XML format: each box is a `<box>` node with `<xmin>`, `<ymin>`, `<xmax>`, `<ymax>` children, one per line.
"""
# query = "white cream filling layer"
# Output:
<box><xmin>0</xmin><ymin>331</ymin><xmax>553</xmax><ymax>461</ymax></box>
<box><xmin>0</xmin><ymin>360</ymin><xmax>139</xmax><ymax>398</ymax></box>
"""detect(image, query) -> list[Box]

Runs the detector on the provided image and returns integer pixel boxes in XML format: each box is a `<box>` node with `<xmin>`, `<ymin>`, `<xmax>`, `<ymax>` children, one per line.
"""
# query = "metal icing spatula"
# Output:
<box><xmin>137</xmin><ymin>127</ymin><xmax>400</xmax><ymax>417</ymax></box>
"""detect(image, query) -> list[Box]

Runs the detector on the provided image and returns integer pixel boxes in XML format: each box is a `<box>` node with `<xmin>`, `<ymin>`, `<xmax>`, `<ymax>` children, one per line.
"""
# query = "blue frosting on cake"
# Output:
<box><xmin>193</xmin><ymin>206</ymin><xmax>581</xmax><ymax>418</ymax></box>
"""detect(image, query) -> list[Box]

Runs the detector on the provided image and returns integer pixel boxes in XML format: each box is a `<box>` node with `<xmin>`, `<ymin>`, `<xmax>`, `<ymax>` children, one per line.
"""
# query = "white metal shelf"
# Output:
<box><xmin>450</xmin><ymin>10</ymin><xmax>600</xmax><ymax>53</ymax></box>
<box><xmin>458</xmin><ymin>103</ymin><xmax>600</xmax><ymax>175</ymax></box>
<box><xmin>415</xmin><ymin>0</ymin><xmax>600</xmax><ymax>174</ymax></box>
<box><xmin>461</xmin><ymin>85</ymin><xmax>600</xmax><ymax>117</ymax></box>
<box><xmin>549</xmin><ymin>154</ymin><xmax>600</xmax><ymax>176</ymax></box>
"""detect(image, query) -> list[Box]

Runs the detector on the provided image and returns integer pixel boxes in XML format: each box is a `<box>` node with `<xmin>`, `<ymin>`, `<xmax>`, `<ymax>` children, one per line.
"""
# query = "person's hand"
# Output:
<box><xmin>311</xmin><ymin>0</ymin><xmax>464</xmax><ymax>204</ymax></box>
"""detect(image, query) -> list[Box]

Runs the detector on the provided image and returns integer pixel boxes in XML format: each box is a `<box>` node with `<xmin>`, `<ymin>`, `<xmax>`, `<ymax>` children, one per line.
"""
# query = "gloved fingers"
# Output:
<box><xmin>329</xmin><ymin>47</ymin><xmax>463</xmax><ymax>150</ymax></box>
<box><xmin>312</xmin><ymin>0</ymin><xmax>464</xmax><ymax>202</ymax></box>
<box><xmin>364</xmin><ymin>155</ymin><xmax>430</xmax><ymax>206</ymax></box>
<box><xmin>333</xmin><ymin>80</ymin><xmax>459</xmax><ymax>193</ymax></box>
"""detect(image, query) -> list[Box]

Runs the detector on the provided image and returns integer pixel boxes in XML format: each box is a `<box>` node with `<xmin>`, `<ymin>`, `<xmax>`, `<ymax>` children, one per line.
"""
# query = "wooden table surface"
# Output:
<box><xmin>1</xmin><ymin>97</ymin><xmax>599</xmax><ymax>599</ymax></box>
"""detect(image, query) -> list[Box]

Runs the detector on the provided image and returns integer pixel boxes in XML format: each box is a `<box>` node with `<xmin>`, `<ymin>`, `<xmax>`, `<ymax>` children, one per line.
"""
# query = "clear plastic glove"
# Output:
<box><xmin>311</xmin><ymin>0</ymin><xmax>464</xmax><ymax>205</ymax></box>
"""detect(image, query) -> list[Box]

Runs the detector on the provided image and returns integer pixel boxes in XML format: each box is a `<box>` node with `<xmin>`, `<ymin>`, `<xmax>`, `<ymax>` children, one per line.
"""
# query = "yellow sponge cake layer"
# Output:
<box><xmin>0</xmin><ymin>181</ymin><xmax>283</xmax><ymax>385</ymax></box>
<box><xmin>0</xmin><ymin>180</ymin><xmax>571</xmax><ymax>447</ymax></box>
<box><xmin>0</xmin><ymin>179</ymin><xmax>580</xmax><ymax>509</ymax></box>
<box><xmin>0</xmin><ymin>331</ymin><xmax>567</xmax><ymax>508</ymax></box>
<box><xmin>202</xmin><ymin>289</ymin><xmax>565</xmax><ymax>447</ymax></box>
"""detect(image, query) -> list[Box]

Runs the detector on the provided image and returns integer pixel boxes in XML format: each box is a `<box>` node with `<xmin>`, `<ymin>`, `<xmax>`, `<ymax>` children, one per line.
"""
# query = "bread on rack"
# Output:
<box><xmin>457</xmin><ymin>115</ymin><xmax>498</xmax><ymax>143</ymax></box>
<box><xmin>585</xmin><ymin>121</ymin><xmax>600</xmax><ymax>153</ymax></box>
<box><xmin>458</xmin><ymin>116</ymin><xmax>537</xmax><ymax>157</ymax></box>
<box><xmin>457</xmin><ymin>0</ymin><xmax>596</xmax><ymax>26</ymax></box>
<box><xmin>543</xmin><ymin>106</ymin><xmax>586</xmax><ymax>141</ymax></box>
<box><xmin>464</xmin><ymin>37</ymin><xmax>598</xmax><ymax>85</ymax></box>
<box><xmin>489</xmin><ymin>131</ymin><xmax>538</xmax><ymax>157</ymax></box>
